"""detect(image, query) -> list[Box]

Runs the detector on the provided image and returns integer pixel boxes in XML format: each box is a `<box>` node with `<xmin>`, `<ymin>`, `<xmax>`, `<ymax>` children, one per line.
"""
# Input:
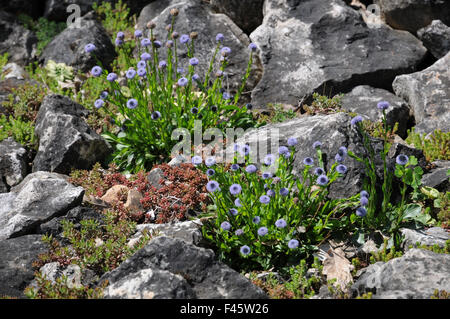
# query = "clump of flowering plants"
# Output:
<box><xmin>85</xmin><ymin>10</ymin><xmax>258</xmax><ymax>172</ymax></box>
<box><xmin>200</xmin><ymin>139</ymin><xmax>359</xmax><ymax>271</ymax></box>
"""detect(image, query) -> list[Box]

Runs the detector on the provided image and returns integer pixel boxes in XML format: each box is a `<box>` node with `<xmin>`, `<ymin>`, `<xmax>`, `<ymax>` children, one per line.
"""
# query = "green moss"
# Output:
<box><xmin>406</xmin><ymin>128</ymin><xmax>450</xmax><ymax>162</ymax></box>
<box><xmin>369</xmin><ymin>239</ymin><xmax>403</xmax><ymax>264</ymax></box>
<box><xmin>303</xmin><ymin>93</ymin><xmax>344</xmax><ymax>115</ymax></box>
<box><xmin>0</xmin><ymin>52</ymin><xmax>8</xmax><ymax>80</ymax></box>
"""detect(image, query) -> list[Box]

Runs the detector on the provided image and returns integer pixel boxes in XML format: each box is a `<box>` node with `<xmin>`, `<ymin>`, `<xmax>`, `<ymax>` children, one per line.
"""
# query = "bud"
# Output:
<box><xmin>172</xmin><ymin>31</ymin><xmax>179</xmax><ymax>39</ymax></box>
<box><xmin>165</xmin><ymin>24</ymin><xmax>172</xmax><ymax>32</ymax></box>
<box><xmin>146</xmin><ymin>21</ymin><xmax>156</xmax><ymax>29</ymax></box>
<box><xmin>190</xmin><ymin>32</ymin><xmax>198</xmax><ymax>39</ymax></box>
<box><xmin>170</xmin><ymin>8</ymin><xmax>179</xmax><ymax>16</ymax></box>
<box><xmin>150</xmin><ymin>36</ymin><xmax>157</xmax><ymax>42</ymax></box>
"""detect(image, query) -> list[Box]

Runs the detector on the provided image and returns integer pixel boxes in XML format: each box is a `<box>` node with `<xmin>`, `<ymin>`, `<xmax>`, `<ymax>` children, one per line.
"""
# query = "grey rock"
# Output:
<box><xmin>0</xmin><ymin>11</ymin><xmax>37</xmax><ymax>66</ymax></box>
<box><xmin>32</xmin><ymin>95</ymin><xmax>112</xmax><ymax>174</ymax></box>
<box><xmin>401</xmin><ymin>227</ymin><xmax>449</xmax><ymax>250</ymax></box>
<box><xmin>103</xmin><ymin>268</ymin><xmax>195</xmax><ymax>299</ymax></box>
<box><xmin>40</xmin><ymin>12</ymin><xmax>116</xmax><ymax>73</ymax></box>
<box><xmin>0</xmin><ymin>171</ymin><xmax>84</xmax><ymax>240</ymax></box>
<box><xmin>37</xmin><ymin>262</ymin><xmax>83</xmax><ymax>289</ymax></box>
<box><xmin>417</xmin><ymin>20</ymin><xmax>450</xmax><ymax>59</ymax></box>
<box><xmin>136</xmin><ymin>0</ymin><xmax>263</xmax><ymax>99</ymax></box>
<box><xmin>129</xmin><ymin>220</ymin><xmax>204</xmax><ymax>247</ymax></box>
<box><xmin>341</xmin><ymin>85</ymin><xmax>413</xmax><ymax>138</ymax></box>
<box><xmin>352</xmin><ymin>248</ymin><xmax>450</xmax><ymax>298</ymax></box>
<box><xmin>2</xmin><ymin>62</ymin><xmax>27</xmax><ymax>80</ymax></box>
<box><xmin>168</xmin><ymin>155</ymin><xmax>189</xmax><ymax>167</ymax></box>
<box><xmin>0</xmin><ymin>235</ymin><xmax>48</xmax><ymax>298</ymax></box>
<box><xmin>100</xmin><ymin>236</ymin><xmax>267</xmax><ymax>299</ymax></box>
<box><xmin>0</xmin><ymin>138</ymin><xmax>28</xmax><ymax>193</ymax></box>
<box><xmin>147</xmin><ymin>168</ymin><xmax>165</xmax><ymax>190</ymax></box>
<box><xmin>211</xmin><ymin>0</ymin><xmax>264</xmax><ymax>34</ymax></box>
<box><xmin>421</xmin><ymin>160</ymin><xmax>450</xmax><ymax>192</ymax></box>
<box><xmin>393</xmin><ymin>52</ymin><xmax>450</xmax><ymax>134</ymax></box>
<box><xmin>249</xmin><ymin>0</ymin><xmax>427</xmax><ymax>108</ymax></box>
<box><xmin>375</xmin><ymin>0</ymin><xmax>450</xmax><ymax>33</ymax></box>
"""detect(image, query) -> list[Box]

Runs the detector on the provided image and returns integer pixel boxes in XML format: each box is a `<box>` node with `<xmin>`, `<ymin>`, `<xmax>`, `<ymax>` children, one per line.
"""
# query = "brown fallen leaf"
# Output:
<box><xmin>321</xmin><ymin>247</ymin><xmax>354</xmax><ymax>292</ymax></box>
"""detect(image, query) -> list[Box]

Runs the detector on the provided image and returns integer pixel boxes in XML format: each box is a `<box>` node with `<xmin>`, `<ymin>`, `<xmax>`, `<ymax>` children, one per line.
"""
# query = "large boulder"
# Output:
<box><xmin>100</xmin><ymin>236</ymin><xmax>267</xmax><ymax>299</ymax></box>
<box><xmin>40</xmin><ymin>12</ymin><xmax>116</xmax><ymax>73</ymax></box>
<box><xmin>352</xmin><ymin>248</ymin><xmax>450</xmax><ymax>298</ymax></box>
<box><xmin>0</xmin><ymin>11</ymin><xmax>37</xmax><ymax>66</ymax></box>
<box><xmin>417</xmin><ymin>20</ymin><xmax>450</xmax><ymax>60</ymax></box>
<box><xmin>421</xmin><ymin>160</ymin><xmax>450</xmax><ymax>192</ymax></box>
<box><xmin>375</xmin><ymin>0</ymin><xmax>450</xmax><ymax>34</ymax></box>
<box><xmin>249</xmin><ymin>0</ymin><xmax>427</xmax><ymax>108</ymax></box>
<box><xmin>341</xmin><ymin>85</ymin><xmax>413</xmax><ymax>138</ymax></box>
<box><xmin>32</xmin><ymin>95</ymin><xmax>112</xmax><ymax>174</ymax></box>
<box><xmin>0</xmin><ymin>171</ymin><xmax>84</xmax><ymax>240</ymax></box>
<box><xmin>228</xmin><ymin>112</ymin><xmax>426</xmax><ymax>199</ymax></box>
<box><xmin>392</xmin><ymin>52</ymin><xmax>450</xmax><ymax>134</ymax></box>
<box><xmin>0</xmin><ymin>235</ymin><xmax>48</xmax><ymax>298</ymax></box>
<box><xmin>136</xmin><ymin>0</ymin><xmax>262</xmax><ymax>98</ymax></box>
<box><xmin>401</xmin><ymin>227</ymin><xmax>449</xmax><ymax>251</ymax></box>
<box><xmin>0</xmin><ymin>138</ymin><xmax>29</xmax><ymax>193</ymax></box>
<box><xmin>210</xmin><ymin>0</ymin><xmax>264</xmax><ymax>34</ymax></box>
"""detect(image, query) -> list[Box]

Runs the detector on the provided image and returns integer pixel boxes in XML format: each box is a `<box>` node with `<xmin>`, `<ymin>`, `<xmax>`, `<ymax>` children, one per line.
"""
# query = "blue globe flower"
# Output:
<box><xmin>360</xmin><ymin>196</ymin><xmax>369</xmax><ymax>206</ymax></box>
<box><xmin>134</xmin><ymin>30</ymin><xmax>143</xmax><ymax>38</ymax></box>
<box><xmin>287</xmin><ymin>137</ymin><xmax>298</xmax><ymax>146</ymax></box>
<box><xmin>360</xmin><ymin>190</ymin><xmax>369</xmax><ymax>198</ymax></box>
<box><xmin>303</xmin><ymin>157</ymin><xmax>314</xmax><ymax>166</ymax></box>
<box><xmin>192</xmin><ymin>74</ymin><xmax>200</xmax><ymax>82</ymax></box>
<box><xmin>191</xmin><ymin>156</ymin><xmax>202</xmax><ymax>166</ymax></box>
<box><xmin>126</xmin><ymin>69</ymin><xmax>136</xmax><ymax>79</ymax></box>
<box><xmin>221</xmin><ymin>47</ymin><xmax>231</xmax><ymax>56</ymax></box>
<box><xmin>220</xmin><ymin>221</ymin><xmax>231</xmax><ymax>231</ymax></box>
<box><xmin>248</xmin><ymin>43</ymin><xmax>257</xmax><ymax>51</ymax></box>
<box><xmin>229</xmin><ymin>208</ymin><xmax>238</xmax><ymax>216</ymax></box>
<box><xmin>377</xmin><ymin>101</ymin><xmax>390</xmax><ymax>110</ymax></box>
<box><xmin>94</xmin><ymin>99</ymin><xmax>104</xmax><ymax>109</ymax></box>
<box><xmin>278</xmin><ymin>146</ymin><xmax>289</xmax><ymax>155</ymax></box>
<box><xmin>91</xmin><ymin>66</ymin><xmax>102</xmax><ymax>77</ymax></box>
<box><xmin>240</xmin><ymin>245</ymin><xmax>251</xmax><ymax>255</ymax></box>
<box><xmin>189</xmin><ymin>57</ymin><xmax>199</xmax><ymax>66</ymax></box>
<box><xmin>252</xmin><ymin>216</ymin><xmax>261</xmax><ymax>224</ymax></box>
<box><xmin>229</xmin><ymin>184</ymin><xmax>242</xmax><ymax>195</ymax></box>
<box><xmin>100</xmin><ymin>91</ymin><xmax>108</xmax><ymax>99</ymax></box>
<box><xmin>314</xmin><ymin>167</ymin><xmax>325</xmax><ymax>176</ymax></box>
<box><xmin>257</xmin><ymin>227</ymin><xmax>268</xmax><ymax>236</ymax></box>
<box><xmin>137</xmin><ymin>60</ymin><xmax>146</xmax><ymax>69</ymax></box>
<box><xmin>351</xmin><ymin>115</ymin><xmax>363</xmax><ymax>126</ymax></box>
<box><xmin>312</xmin><ymin>141</ymin><xmax>322</xmax><ymax>149</ymax></box>
<box><xmin>206</xmin><ymin>168</ymin><xmax>215</xmax><ymax>177</ymax></box>
<box><xmin>267</xmin><ymin>189</ymin><xmax>276</xmax><ymax>197</ymax></box>
<box><xmin>396</xmin><ymin>154</ymin><xmax>409</xmax><ymax>166</ymax></box>
<box><xmin>235</xmin><ymin>198</ymin><xmax>242</xmax><ymax>207</ymax></box>
<box><xmin>178</xmin><ymin>77</ymin><xmax>188</xmax><ymax>87</ymax></box>
<box><xmin>159</xmin><ymin>60</ymin><xmax>167</xmax><ymax>69</ymax></box>
<box><xmin>153</xmin><ymin>40</ymin><xmax>162</xmax><ymax>48</ymax></box>
<box><xmin>141</xmin><ymin>38</ymin><xmax>151</xmax><ymax>46</ymax></box>
<box><xmin>259</xmin><ymin>195</ymin><xmax>270</xmax><ymax>204</ymax></box>
<box><xmin>288</xmin><ymin>239</ymin><xmax>299</xmax><ymax>249</ymax></box>
<box><xmin>137</xmin><ymin>68</ymin><xmax>146</xmax><ymax>77</ymax></box>
<box><xmin>116</xmin><ymin>31</ymin><xmax>125</xmax><ymax>39</ymax></box>
<box><xmin>205</xmin><ymin>157</ymin><xmax>216</xmax><ymax>167</ymax></box>
<box><xmin>151</xmin><ymin>111</ymin><xmax>161</xmax><ymax>120</ymax></box>
<box><xmin>216</xmin><ymin>33</ymin><xmax>225</xmax><ymax>42</ymax></box>
<box><xmin>84</xmin><ymin>43</ymin><xmax>96</xmax><ymax>53</ymax></box>
<box><xmin>264</xmin><ymin>154</ymin><xmax>276</xmax><ymax>166</ymax></box>
<box><xmin>206</xmin><ymin>180</ymin><xmax>220</xmax><ymax>192</ymax></box>
<box><xmin>317</xmin><ymin>174</ymin><xmax>329</xmax><ymax>186</ymax></box>
<box><xmin>262</xmin><ymin>172</ymin><xmax>273</xmax><ymax>180</ymax></box>
<box><xmin>180</xmin><ymin>34</ymin><xmax>190</xmax><ymax>44</ymax></box>
<box><xmin>279</xmin><ymin>188</ymin><xmax>289</xmax><ymax>196</ymax></box>
<box><xmin>356</xmin><ymin>207</ymin><xmax>367</xmax><ymax>217</ymax></box>
<box><xmin>115</xmin><ymin>38</ymin><xmax>123</xmax><ymax>46</ymax></box>
<box><xmin>245</xmin><ymin>165</ymin><xmax>257</xmax><ymax>173</ymax></box>
<box><xmin>126</xmin><ymin>98</ymin><xmax>138</xmax><ymax>109</ymax></box>
<box><xmin>230</xmin><ymin>164</ymin><xmax>240</xmax><ymax>171</ymax></box>
<box><xmin>336</xmin><ymin>164</ymin><xmax>348</xmax><ymax>174</ymax></box>
<box><xmin>106</xmin><ymin>72</ymin><xmax>118</xmax><ymax>82</ymax></box>
<box><xmin>275</xmin><ymin>219</ymin><xmax>287</xmax><ymax>228</ymax></box>
<box><xmin>141</xmin><ymin>52</ymin><xmax>151</xmax><ymax>61</ymax></box>
<box><xmin>235</xmin><ymin>229</ymin><xmax>244</xmax><ymax>236</ymax></box>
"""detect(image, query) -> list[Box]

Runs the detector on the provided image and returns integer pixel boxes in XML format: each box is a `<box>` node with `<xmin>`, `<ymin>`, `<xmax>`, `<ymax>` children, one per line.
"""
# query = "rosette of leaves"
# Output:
<box><xmin>45</xmin><ymin>60</ymin><xmax>74</xmax><ymax>83</ymax></box>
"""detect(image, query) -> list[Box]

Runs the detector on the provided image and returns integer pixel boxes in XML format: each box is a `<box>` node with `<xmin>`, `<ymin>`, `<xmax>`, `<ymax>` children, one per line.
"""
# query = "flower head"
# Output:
<box><xmin>288</xmin><ymin>239</ymin><xmax>299</xmax><ymax>249</ymax></box>
<box><xmin>141</xmin><ymin>52</ymin><xmax>151</xmax><ymax>61</ymax></box>
<box><xmin>259</xmin><ymin>195</ymin><xmax>270</xmax><ymax>204</ymax></box>
<box><xmin>264</xmin><ymin>154</ymin><xmax>276</xmax><ymax>166</ymax></box>
<box><xmin>235</xmin><ymin>198</ymin><xmax>242</xmax><ymax>207</ymax></box>
<box><xmin>258</xmin><ymin>227</ymin><xmax>268</xmax><ymax>236</ymax></box>
<box><xmin>91</xmin><ymin>66</ymin><xmax>102</xmax><ymax>77</ymax></box>
<box><xmin>396</xmin><ymin>154</ymin><xmax>409</xmax><ymax>166</ymax></box>
<box><xmin>360</xmin><ymin>196</ymin><xmax>369</xmax><ymax>206</ymax></box>
<box><xmin>177</xmin><ymin>67</ymin><xmax>186</xmax><ymax>74</ymax></box>
<box><xmin>151</xmin><ymin>111</ymin><xmax>161</xmax><ymax>120</ymax></box>
<box><xmin>180</xmin><ymin>34</ymin><xmax>190</xmax><ymax>44</ymax></box>
<box><xmin>216</xmin><ymin>33</ymin><xmax>224</xmax><ymax>42</ymax></box>
<box><xmin>190</xmin><ymin>107</ymin><xmax>198</xmax><ymax>114</ymax></box>
<box><xmin>314</xmin><ymin>167</ymin><xmax>325</xmax><ymax>176</ymax></box>
<box><xmin>245</xmin><ymin>165</ymin><xmax>257</xmax><ymax>173</ymax></box>
<box><xmin>100</xmin><ymin>91</ymin><xmax>108</xmax><ymax>99</ymax></box>
<box><xmin>141</xmin><ymin>38</ymin><xmax>151</xmax><ymax>46</ymax></box>
<box><xmin>240</xmin><ymin>245</ymin><xmax>251</xmax><ymax>255</ymax></box>
<box><xmin>351</xmin><ymin>115</ymin><xmax>363</xmax><ymax>126</ymax></box>
<box><xmin>153</xmin><ymin>40</ymin><xmax>162</xmax><ymax>48</ymax></box>
<box><xmin>235</xmin><ymin>229</ymin><xmax>244</xmax><ymax>236</ymax></box>
<box><xmin>278</xmin><ymin>146</ymin><xmax>289</xmax><ymax>155</ymax></box>
<box><xmin>189</xmin><ymin>57</ymin><xmax>199</xmax><ymax>66</ymax></box>
<box><xmin>356</xmin><ymin>207</ymin><xmax>367</xmax><ymax>217</ymax></box>
<box><xmin>229</xmin><ymin>208</ymin><xmax>238</xmax><ymax>216</ymax></box>
<box><xmin>191</xmin><ymin>156</ymin><xmax>202</xmax><ymax>166</ymax></box>
<box><xmin>206</xmin><ymin>180</ymin><xmax>220</xmax><ymax>192</ymax></box>
<box><xmin>288</xmin><ymin>137</ymin><xmax>298</xmax><ymax>146</ymax></box>
<box><xmin>335</xmin><ymin>153</ymin><xmax>344</xmax><ymax>163</ymax></box>
<box><xmin>116</xmin><ymin>31</ymin><xmax>125</xmax><ymax>39</ymax></box>
<box><xmin>336</xmin><ymin>164</ymin><xmax>348</xmax><ymax>174</ymax></box>
<box><xmin>204</xmin><ymin>157</ymin><xmax>215</xmax><ymax>167</ymax></box>
<box><xmin>137</xmin><ymin>68</ymin><xmax>146</xmax><ymax>77</ymax></box>
<box><xmin>115</xmin><ymin>38</ymin><xmax>123</xmax><ymax>46</ymax></box>
<box><xmin>239</xmin><ymin>145</ymin><xmax>251</xmax><ymax>156</ymax></box>
<box><xmin>84</xmin><ymin>43</ymin><xmax>96</xmax><ymax>53</ymax></box>
<box><xmin>230</xmin><ymin>164</ymin><xmax>240</xmax><ymax>171</ymax></box>
<box><xmin>126</xmin><ymin>69</ymin><xmax>136</xmax><ymax>79</ymax></box>
<box><xmin>206</xmin><ymin>168</ymin><xmax>215</xmax><ymax>177</ymax></box>
<box><xmin>126</xmin><ymin>98</ymin><xmax>138</xmax><ymax>109</ymax></box>
<box><xmin>94</xmin><ymin>99</ymin><xmax>104</xmax><ymax>109</ymax></box>
<box><xmin>220</xmin><ymin>221</ymin><xmax>231</xmax><ymax>231</ymax></box>
<box><xmin>223</xmin><ymin>92</ymin><xmax>231</xmax><ymax>100</ymax></box>
<box><xmin>377</xmin><ymin>101</ymin><xmax>390</xmax><ymax>110</ymax></box>
<box><xmin>312</xmin><ymin>141</ymin><xmax>322</xmax><ymax>149</ymax></box>
<box><xmin>134</xmin><ymin>30</ymin><xmax>143</xmax><ymax>38</ymax></box>
<box><xmin>275</xmin><ymin>219</ymin><xmax>287</xmax><ymax>228</ymax></box>
<box><xmin>221</xmin><ymin>47</ymin><xmax>231</xmax><ymax>56</ymax></box>
<box><xmin>317</xmin><ymin>174</ymin><xmax>329</xmax><ymax>186</ymax></box>
<box><xmin>178</xmin><ymin>77</ymin><xmax>188</xmax><ymax>87</ymax></box>
<box><xmin>262</xmin><ymin>172</ymin><xmax>273</xmax><ymax>180</ymax></box>
<box><xmin>229</xmin><ymin>184</ymin><xmax>242</xmax><ymax>195</ymax></box>
<box><xmin>303</xmin><ymin>157</ymin><xmax>314</xmax><ymax>166</ymax></box>
<box><xmin>252</xmin><ymin>216</ymin><xmax>261</xmax><ymax>224</ymax></box>
<box><xmin>158</xmin><ymin>60</ymin><xmax>167</xmax><ymax>69</ymax></box>
<box><xmin>360</xmin><ymin>190</ymin><xmax>369</xmax><ymax>198</ymax></box>
<box><xmin>267</xmin><ymin>189</ymin><xmax>276</xmax><ymax>197</ymax></box>
<box><xmin>279</xmin><ymin>188</ymin><xmax>289</xmax><ymax>196</ymax></box>
<box><xmin>248</xmin><ymin>43</ymin><xmax>257</xmax><ymax>51</ymax></box>
<box><xmin>106</xmin><ymin>72</ymin><xmax>118</xmax><ymax>82</ymax></box>
<box><xmin>338</xmin><ymin>146</ymin><xmax>347</xmax><ymax>157</ymax></box>
<box><xmin>137</xmin><ymin>60</ymin><xmax>146</xmax><ymax>69</ymax></box>
<box><xmin>192</xmin><ymin>74</ymin><xmax>200</xmax><ymax>82</ymax></box>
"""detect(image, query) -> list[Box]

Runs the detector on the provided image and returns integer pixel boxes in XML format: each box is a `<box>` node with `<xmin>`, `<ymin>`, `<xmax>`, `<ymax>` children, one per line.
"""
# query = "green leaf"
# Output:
<box><xmin>402</xmin><ymin>203</ymin><xmax>422</xmax><ymax>220</ymax></box>
<box><xmin>408</xmin><ymin>156</ymin><xmax>418</xmax><ymax>166</ymax></box>
<box><xmin>421</xmin><ymin>186</ymin><xmax>440</xmax><ymax>199</ymax></box>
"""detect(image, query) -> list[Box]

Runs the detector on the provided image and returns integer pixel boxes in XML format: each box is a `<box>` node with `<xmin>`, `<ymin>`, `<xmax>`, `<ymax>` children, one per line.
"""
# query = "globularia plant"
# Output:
<box><xmin>84</xmin><ymin>9</ymin><xmax>258</xmax><ymax>172</ymax></box>
<box><xmin>200</xmin><ymin>139</ymin><xmax>359</xmax><ymax>271</ymax></box>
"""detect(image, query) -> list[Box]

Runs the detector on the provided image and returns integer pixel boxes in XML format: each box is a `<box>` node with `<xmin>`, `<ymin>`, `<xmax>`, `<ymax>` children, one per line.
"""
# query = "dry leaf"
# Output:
<box><xmin>321</xmin><ymin>247</ymin><xmax>354</xmax><ymax>292</ymax></box>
